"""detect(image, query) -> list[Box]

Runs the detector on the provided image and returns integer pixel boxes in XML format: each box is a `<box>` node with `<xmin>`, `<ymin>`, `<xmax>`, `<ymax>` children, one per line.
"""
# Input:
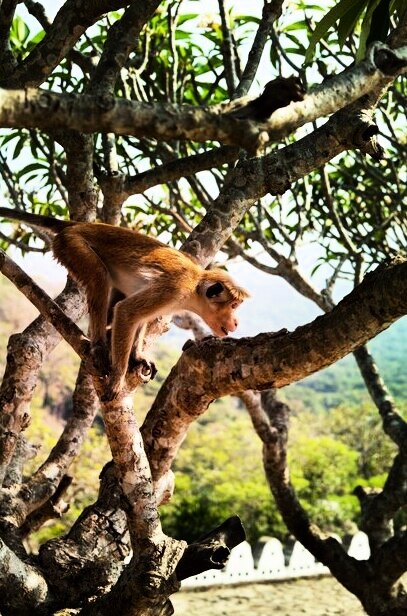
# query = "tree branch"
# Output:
<box><xmin>0</xmin><ymin>536</ymin><xmax>51</xmax><ymax>614</ymax></box>
<box><xmin>0</xmin><ymin>0</ymin><xmax>136</xmax><ymax>88</ymax></box>
<box><xmin>234</xmin><ymin>0</ymin><xmax>285</xmax><ymax>98</ymax></box>
<box><xmin>87</xmin><ymin>0</ymin><xmax>161</xmax><ymax>96</ymax></box>
<box><xmin>0</xmin><ymin>0</ymin><xmax>18</xmax><ymax>76</ymax></box>
<box><xmin>142</xmin><ymin>257</ymin><xmax>407</xmax><ymax>482</ymax></box>
<box><xmin>18</xmin><ymin>362</ymin><xmax>99</xmax><ymax>517</ymax></box>
<box><xmin>122</xmin><ymin>146</ymin><xmax>240</xmax><ymax>197</ymax></box>
<box><xmin>0</xmin><ymin>279</ymin><xmax>86</xmax><ymax>488</ymax></box>
<box><xmin>176</xmin><ymin>515</ymin><xmax>246</xmax><ymax>580</ymax></box>
<box><xmin>1</xmin><ymin>44</ymin><xmax>406</xmax><ymax>150</ymax></box>
<box><xmin>0</xmin><ymin>249</ymin><xmax>89</xmax><ymax>359</ymax></box>
<box><xmin>182</xmin><ymin>106</ymin><xmax>385</xmax><ymax>263</ymax></box>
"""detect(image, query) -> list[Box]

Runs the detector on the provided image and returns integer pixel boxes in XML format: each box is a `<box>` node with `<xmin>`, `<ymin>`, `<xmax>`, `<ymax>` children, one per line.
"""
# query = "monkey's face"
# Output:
<box><xmin>195</xmin><ymin>277</ymin><xmax>248</xmax><ymax>337</ymax></box>
<box><xmin>206</xmin><ymin>300</ymin><xmax>240</xmax><ymax>337</ymax></box>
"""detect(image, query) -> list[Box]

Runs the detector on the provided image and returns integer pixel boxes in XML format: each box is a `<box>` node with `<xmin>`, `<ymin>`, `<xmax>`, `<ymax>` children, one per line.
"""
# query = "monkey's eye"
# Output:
<box><xmin>206</xmin><ymin>281</ymin><xmax>224</xmax><ymax>298</ymax></box>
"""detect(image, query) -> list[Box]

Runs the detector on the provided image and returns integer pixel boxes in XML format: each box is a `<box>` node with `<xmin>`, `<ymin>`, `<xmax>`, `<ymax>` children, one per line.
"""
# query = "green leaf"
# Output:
<box><xmin>177</xmin><ymin>13</ymin><xmax>198</xmax><ymax>25</ymax></box>
<box><xmin>337</xmin><ymin>0</ymin><xmax>367</xmax><ymax>47</ymax></box>
<box><xmin>305</xmin><ymin>0</ymin><xmax>368</xmax><ymax>63</ymax></box>
<box><xmin>12</xmin><ymin>136</ymin><xmax>26</xmax><ymax>160</ymax></box>
<box><xmin>0</xmin><ymin>131</ymin><xmax>21</xmax><ymax>146</ymax></box>
<box><xmin>12</xmin><ymin>16</ymin><xmax>29</xmax><ymax>44</ymax></box>
<box><xmin>17</xmin><ymin>162</ymin><xmax>48</xmax><ymax>178</ymax></box>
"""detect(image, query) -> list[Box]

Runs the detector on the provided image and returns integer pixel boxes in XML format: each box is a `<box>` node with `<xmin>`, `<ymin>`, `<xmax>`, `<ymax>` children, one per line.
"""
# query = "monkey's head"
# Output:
<box><xmin>197</xmin><ymin>274</ymin><xmax>250</xmax><ymax>337</ymax></box>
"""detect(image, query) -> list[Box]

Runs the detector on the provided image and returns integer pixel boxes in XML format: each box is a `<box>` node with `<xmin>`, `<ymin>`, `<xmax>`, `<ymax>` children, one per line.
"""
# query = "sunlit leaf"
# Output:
<box><xmin>305</xmin><ymin>0</ymin><xmax>368</xmax><ymax>63</ymax></box>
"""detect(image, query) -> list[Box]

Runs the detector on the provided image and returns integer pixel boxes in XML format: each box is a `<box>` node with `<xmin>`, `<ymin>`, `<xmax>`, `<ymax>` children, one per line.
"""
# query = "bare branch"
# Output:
<box><xmin>1</xmin><ymin>44</ymin><xmax>406</xmax><ymax>150</ymax></box>
<box><xmin>235</xmin><ymin>0</ymin><xmax>286</xmax><ymax>98</ymax></box>
<box><xmin>218</xmin><ymin>0</ymin><xmax>238</xmax><ymax>95</ymax></box>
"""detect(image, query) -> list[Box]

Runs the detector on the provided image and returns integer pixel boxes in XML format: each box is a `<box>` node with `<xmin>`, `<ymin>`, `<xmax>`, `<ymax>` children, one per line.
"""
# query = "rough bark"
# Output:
<box><xmin>142</xmin><ymin>257</ymin><xmax>407</xmax><ymax>484</ymax></box>
<box><xmin>0</xmin><ymin>277</ymin><xmax>86</xmax><ymax>488</ymax></box>
<box><xmin>0</xmin><ymin>44</ymin><xmax>405</xmax><ymax>152</ymax></box>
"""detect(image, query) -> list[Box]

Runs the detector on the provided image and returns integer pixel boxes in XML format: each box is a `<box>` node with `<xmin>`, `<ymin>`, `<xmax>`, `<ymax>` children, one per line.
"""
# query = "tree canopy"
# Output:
<box><xmin>0</xmin><ymin>1</ymin><xmax>406</xmax><ymax>615</ymax></box>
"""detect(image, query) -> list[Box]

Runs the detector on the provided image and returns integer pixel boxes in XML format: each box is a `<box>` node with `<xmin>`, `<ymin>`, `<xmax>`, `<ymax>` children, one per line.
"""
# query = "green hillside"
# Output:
<box><xmin>283</xmin><ymin>317</ymin><xmax>407</xmax><ymax>413</ymax></box>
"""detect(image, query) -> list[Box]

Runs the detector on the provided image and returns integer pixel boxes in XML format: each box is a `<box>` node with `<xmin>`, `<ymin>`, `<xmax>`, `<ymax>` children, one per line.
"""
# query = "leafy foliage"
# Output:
<box><xmin>161</xmin><ymin>404</ymin><xmax>285</xmax><ymax>543</ymax></box>
<box><xmin>305</xmin><ymin>0</ymin><xmax>406</xmax><ymax>63</ymax></box>
<box><xmin>0</xmin><ymin>4</ymin><xmax>406</xmax><ymax>612</ymax></box>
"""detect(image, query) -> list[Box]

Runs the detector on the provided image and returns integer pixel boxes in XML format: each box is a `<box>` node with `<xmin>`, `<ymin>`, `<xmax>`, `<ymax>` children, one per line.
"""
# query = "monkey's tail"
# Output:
<box><xmin>0</xmin><ymin>207</ymin><xmax>75</xmax><ymax>233</ymax></box>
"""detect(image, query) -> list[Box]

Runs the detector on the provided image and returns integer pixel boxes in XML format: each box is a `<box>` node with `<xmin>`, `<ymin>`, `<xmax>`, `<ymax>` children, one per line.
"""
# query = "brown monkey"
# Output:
<box><xmin>0</xmin><ymin>207</ymin><xmax>249</xmax><ymax>399</ymax></box>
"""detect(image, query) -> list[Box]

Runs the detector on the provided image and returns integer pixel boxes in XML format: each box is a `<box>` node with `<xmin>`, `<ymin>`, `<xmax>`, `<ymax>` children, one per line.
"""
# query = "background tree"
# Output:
<box><xmin>0</xmin><ymin>0</ymin><xmax>406</xmax><ymax>615</ymax></box>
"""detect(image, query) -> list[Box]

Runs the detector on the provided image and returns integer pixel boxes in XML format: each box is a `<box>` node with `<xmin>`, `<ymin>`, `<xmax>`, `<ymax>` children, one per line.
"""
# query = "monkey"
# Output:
<box><xmin>0</xmin><ymin>207</ymin><xmax>249</xmax><ymax>399</ymax></box>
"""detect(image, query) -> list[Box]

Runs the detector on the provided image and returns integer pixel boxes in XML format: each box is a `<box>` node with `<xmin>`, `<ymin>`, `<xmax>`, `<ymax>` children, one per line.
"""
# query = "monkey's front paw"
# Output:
<box><xmin>130</xmin><ymin>358</ymin><xmax>157</xmax><ymax>383</ymax></box>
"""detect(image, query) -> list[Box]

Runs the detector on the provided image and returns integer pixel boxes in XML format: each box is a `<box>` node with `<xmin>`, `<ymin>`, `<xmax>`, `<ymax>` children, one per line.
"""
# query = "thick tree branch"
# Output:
<box><xmin>256</xmin><ymin>390</ymin><xmax>368</xmax><ymax>596</ymax></box>
<box><xmin>0</xmin><ymin>44</ymin><xmax>405</xmax><ymax>150</ymax></box>
<box><xmin>0</xmin><ymin>279</ymin><xmax>86</xmax><ymax>487</ymax></box>
<box><xmin>0</xmin><ymin>536</ymin><xmax>51</xmax><ymax>614</ymax></box>
<box><xmin>142</xmin><ymin>257</ymin><xmax>407</xmax><ymax>482</ymax></box>
<box><xmin>183</xmin><ymin>106</ymin><xmax>383</xmax><ymax>263</ymax></box>
<box><xmin>0</xmin><ymin>87</ymin><xmax>265</xmax><ymax>151</ymax></box>
<box><xmin>54</xmin><ymin>130</ymin><xmax>98</xmax><ymax>222</ymax></box>
<box><xmin>38</xmin><ymin>463</ymin><xmax>130</xmax><ymax>606</ymax></box>
<box><xmin>369</xmin><ymin>532</ymin><xmax>407</xmax><ymax>589</ymax></box>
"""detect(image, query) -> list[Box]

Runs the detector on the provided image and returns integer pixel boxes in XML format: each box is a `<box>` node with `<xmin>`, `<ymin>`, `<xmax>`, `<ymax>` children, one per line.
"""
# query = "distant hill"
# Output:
<box><xmin>282</xmin><ymin>317</ymin><xmax>407</xmax><ymax>412</ymax></box>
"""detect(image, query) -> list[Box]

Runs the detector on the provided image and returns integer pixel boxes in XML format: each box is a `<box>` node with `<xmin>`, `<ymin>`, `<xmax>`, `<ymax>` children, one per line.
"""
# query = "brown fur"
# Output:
<box><xmin>0</xmin><ymin>207</ymin><xmax>249</xmax><ymax>399</ymax></box>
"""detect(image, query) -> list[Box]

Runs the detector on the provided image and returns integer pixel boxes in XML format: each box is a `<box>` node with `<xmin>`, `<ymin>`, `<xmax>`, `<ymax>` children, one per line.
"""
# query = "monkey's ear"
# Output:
<box><xmin>198</xmin><ymin>280</ymin><xmax>227</xmax><ymax>301</ymax></box>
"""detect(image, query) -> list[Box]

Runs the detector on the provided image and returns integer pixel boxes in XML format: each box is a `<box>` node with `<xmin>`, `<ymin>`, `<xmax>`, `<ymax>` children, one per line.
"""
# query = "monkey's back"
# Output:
<box><xmin>52</xmin><ymin>222</ymin><xmax>202</xmax><ymax>295</ymax></box>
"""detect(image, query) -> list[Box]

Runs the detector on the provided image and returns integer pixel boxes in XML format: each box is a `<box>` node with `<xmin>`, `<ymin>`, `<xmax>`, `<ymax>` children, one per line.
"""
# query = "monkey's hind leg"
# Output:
<box><xmin>52</xmin><ymin>229</ymin><xmax>112</xmax><ymax>375</ymax></box>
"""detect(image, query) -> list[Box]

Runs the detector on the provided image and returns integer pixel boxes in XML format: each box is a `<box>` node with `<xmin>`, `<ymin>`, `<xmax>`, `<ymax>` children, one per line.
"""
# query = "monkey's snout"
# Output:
<box><xmin>228</xmin><ymin>318</ymin><xmax>238</xmax><ymax>333</ymax></box>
